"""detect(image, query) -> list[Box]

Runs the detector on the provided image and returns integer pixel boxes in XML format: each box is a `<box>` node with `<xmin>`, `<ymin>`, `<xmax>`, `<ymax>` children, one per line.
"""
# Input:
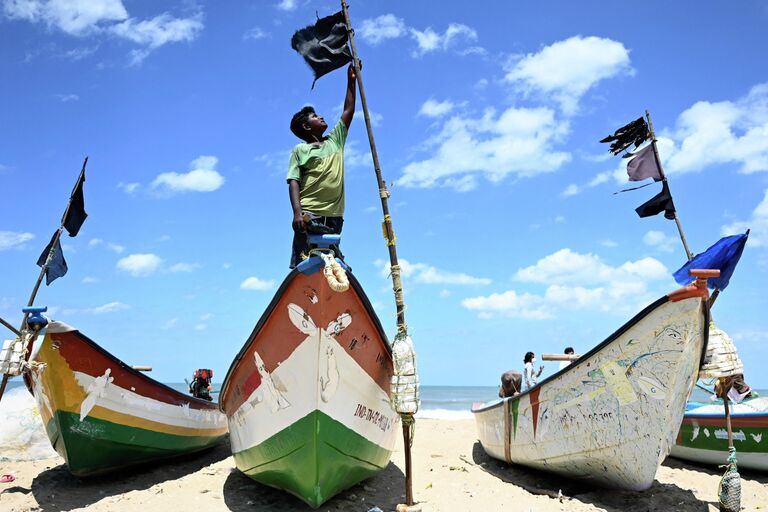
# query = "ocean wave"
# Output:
<box><xmin>415</xmin><ymin>408</ymin><xmax>473</xmax><ymax>420</ymax></box>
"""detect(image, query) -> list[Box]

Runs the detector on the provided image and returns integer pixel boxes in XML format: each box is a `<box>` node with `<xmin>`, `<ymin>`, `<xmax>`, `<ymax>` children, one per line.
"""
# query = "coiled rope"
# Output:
<box><xmin>319</xmin><ymin>252</ymin><xmax>349</xmax><ymax>293</ymax></box>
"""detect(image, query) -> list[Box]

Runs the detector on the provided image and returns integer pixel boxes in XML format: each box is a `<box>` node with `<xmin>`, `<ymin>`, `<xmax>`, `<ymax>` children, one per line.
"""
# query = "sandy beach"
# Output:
<box><xmin>1</xmin><ymin>418</ymin><xmax>765</xmax><ymax>512</ymax></box>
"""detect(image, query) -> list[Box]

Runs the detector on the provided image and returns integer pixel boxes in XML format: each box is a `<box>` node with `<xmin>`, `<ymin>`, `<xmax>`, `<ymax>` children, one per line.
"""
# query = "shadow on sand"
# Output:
<box><xmin>663</xmin><ymin>455</ymin><xmax>768</xmax><ymax>485</ymax></box>
<box><xmin>222</xmin><ymin>461</ymin><xmax>405</xmax><ymax>511</ymax></box>
<box><xmin>472</xmin><ymin>442</ymin><xmax>712</xmax><ymax>511</ymax></box>
<box><xmin>30</xmin><ymin>440</ymin><xmax>231</xmax><ymax>512</ymax></box>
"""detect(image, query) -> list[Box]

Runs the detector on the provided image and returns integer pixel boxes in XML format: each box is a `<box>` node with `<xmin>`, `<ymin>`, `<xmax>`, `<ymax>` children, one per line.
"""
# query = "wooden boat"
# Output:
<box><xmin>670</xmin><ymin>397</ymin><xmax>768</xmax><ymax>471</ymax></box>
<box><xmin>472</xmin><ymin>272</ymin><xmax>715</xmax><ymax>491</ymax></box>
<box><xmin>25</xmin><ymin>320</ymin><xmax>228</xmax><ymax>476</ymax></box>
<box><xmin>219</xmin><ymin>236</ymin><xmax>399</xmax><ymax>508</ymax></box>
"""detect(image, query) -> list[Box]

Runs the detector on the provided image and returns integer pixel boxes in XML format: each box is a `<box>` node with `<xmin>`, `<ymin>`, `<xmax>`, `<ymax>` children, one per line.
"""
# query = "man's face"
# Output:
<box><xmin>306</xmin><ymin>113</ymin><xmax>327</xmax><ymax>133</ymax></box>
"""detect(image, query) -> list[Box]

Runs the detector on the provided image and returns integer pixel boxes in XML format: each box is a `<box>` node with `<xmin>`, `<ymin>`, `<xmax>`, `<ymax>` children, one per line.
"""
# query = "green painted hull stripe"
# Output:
<box><xmin>233</xmin><ymin>410</ymin><xmax>392</xmax><ymax>507</ymax></box>
<box><xmin>49</xmin><ymin>410</ymin><xmax>225</xmax><ymax>475</ymax></box>
<box><xmin>678</xmin><ymin>424</ymin><xmax>768</xmax><ymax>453</ymax></box>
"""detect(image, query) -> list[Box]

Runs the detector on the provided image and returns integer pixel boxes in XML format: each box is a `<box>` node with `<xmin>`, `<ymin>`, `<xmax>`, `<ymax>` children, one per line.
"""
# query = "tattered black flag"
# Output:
<box><xmin>63</xmin><ymin>170</ymin><xmax>87</xmax><ymax>237</ymax></box>
<box><xmin>291</xmin><ymin>11</ymin><xmax>352</xmax><ymax>88</ymax></box>
<box><xmin>600</xmin><ymin>117</ymin><xmax>650</xmax><ymax>155</ymax></box>
<box><xmin>36</xmin><ymin>232</ymin><xmax>68</xmax><ymax>285</ymax></box>
<box><xmin>635</xmin><ymin>182</ymin><xmax>676</xmax><ymax>220</ymax></box>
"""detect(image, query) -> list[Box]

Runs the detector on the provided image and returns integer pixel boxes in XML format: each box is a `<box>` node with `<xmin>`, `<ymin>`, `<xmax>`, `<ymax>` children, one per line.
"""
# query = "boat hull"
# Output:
<box><xmin>472</xmin><ymin>295</ymin><xmax>708</xmax><ymax>490</ymax></box>
<box><xmin>28</xmin><ymin>322</ymin><xmax>228</xmax><ymax>476</ymax></box>
<box><xmin>670</xmin><ymin>398</ymin><xmax>768</xmax><ymax>471</ymax></box>
<box><xmin>220</xmin><ymin>266</ymin><xmax>398</xmax><ymax>508</ymax></box>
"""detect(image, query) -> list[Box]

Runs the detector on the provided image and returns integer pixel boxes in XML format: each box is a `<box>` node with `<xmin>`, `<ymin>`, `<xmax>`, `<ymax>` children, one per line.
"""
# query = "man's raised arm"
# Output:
<box><xmin>340</xmin><ymin>63</ymin><xmax>358</xmax><ymax>128</ymax></box>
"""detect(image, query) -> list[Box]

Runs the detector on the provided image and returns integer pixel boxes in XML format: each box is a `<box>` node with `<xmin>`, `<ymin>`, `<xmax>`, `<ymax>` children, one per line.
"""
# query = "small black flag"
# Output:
<box><xmin>37</xmin><ymin>232</ymin><xmax>68</xmax><ymax>285</ymax></box>
<box><xmin>63</xmin><ymin>171</ymin><xmax>87</xmax><ymax>237</ymax></box>
<box><xmin>600</xmin><ymin>117</ymin><xmax>650</xmax><ymax>155</ymax></box>
<box><xmin>635</xmin><ymin>182</ymin><xmax>676</xmax><ymax>220</ymax></box>
<box><xmin>291</xmin><ymin>11</ymin><xmax>353</xmax><ymax>88</ymax></box>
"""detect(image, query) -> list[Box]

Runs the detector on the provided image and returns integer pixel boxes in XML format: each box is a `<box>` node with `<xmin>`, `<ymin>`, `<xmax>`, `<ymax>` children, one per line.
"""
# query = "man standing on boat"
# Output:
<box><xmin>287</xmin><ymin>63</ymin><xmax>358</xmax><ymax>268</ymax></box>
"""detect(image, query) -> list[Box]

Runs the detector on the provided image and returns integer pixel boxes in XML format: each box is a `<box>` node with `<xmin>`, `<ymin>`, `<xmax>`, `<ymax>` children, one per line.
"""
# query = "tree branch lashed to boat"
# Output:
<box><xmin>338</xmin><ymin>2</ymin><xmax>420</xmax><ymax>506</ymax></box>
<box><xmin>0</xmin><ymin>157</ymin><xmax>89</xmax><ymax>403</ymax></box>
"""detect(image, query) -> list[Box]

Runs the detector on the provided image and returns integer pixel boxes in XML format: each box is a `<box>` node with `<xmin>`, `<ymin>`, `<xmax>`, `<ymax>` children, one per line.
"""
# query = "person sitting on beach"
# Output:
<box><xmin>523</xmin><ymin>351</ymin><xmax>544</xmax><ymax>390</ymax></box>
<box><xmin>498</xmin><ymin>369</ymin><xmax>522</xmax><ymax>398</ymax></box>
<box><xmin>559</xmin><ymin>346</ymin><xmax>576</xmax><ymax>370</ymax></box>
<box><xmin>287</xmin><ymin>63</ymin><xmax>358</xmax><ymax>269</ymax></box>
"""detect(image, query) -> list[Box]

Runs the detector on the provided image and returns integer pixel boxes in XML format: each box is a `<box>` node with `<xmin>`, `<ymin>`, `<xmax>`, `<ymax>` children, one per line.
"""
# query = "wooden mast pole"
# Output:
<box><xmin>645</xmin><ymin>110</ymin><xmax>693</xmax><ymax>261</ymax></box>
<box><xmin>339</xmin><ymin>2</ymin><xmax>413</xmax><ymax>506</ymax></box>
<box><xmin>0</xmin><ymin>157</ymin><xmax>88</xmax><ymax>402</ymax></box>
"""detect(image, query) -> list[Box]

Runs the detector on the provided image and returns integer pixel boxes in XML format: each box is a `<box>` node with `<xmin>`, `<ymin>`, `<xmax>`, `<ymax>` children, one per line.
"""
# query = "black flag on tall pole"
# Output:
<box><xmin>600</xmin><ymin>117</ymin><xmax>650</xmax><ymax>156</ymax></box>
<box><xmin>36</xmin><ymin>231</ymin><xmax>68</xmax><ymax>285</ymax></box>
<box><xmin>635</xmin><ymin>181</ymin><xmax>676</xmax><ymax>219</ymax></box>
<box><xmin>291</xmin><ymin>11</ymin><xmax>352</xmax><ymax>88</ymax></box>
<box><xmin>63</xmin><ymin>164</ymin><xmax>87</xmax><ymax>237</ymax></box>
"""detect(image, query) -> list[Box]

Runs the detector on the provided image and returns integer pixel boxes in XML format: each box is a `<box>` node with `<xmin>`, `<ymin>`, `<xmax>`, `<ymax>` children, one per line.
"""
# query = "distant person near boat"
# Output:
<box><xmin>559</xmin><ymin>346</ymin><xmax>577</xmax><ymax>370</ymax></box>
<box><xmin>523</xmin><ymin>352</ymin><xmax>544</xmax><ymax>390</ymax></box>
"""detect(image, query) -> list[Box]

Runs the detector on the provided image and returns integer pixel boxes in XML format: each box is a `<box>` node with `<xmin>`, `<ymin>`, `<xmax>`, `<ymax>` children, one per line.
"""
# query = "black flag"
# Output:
<box><xmin>635</xmin><ymin>182</ymin><xmax>676</xmax><ymax>220</ymax></box>
<box><xmin>63</xmin><ymin>170</ymin><xmax>87</xmax><ymax>237</ymax></box>
<box><xmin>291</xmin><ymin>11</ymin><xmax>353</xmax><ymax>88</ymax></box>
<box><xmin>600</xmin><ymin>117</ymin><xmax>650</xmax><ymax>156</ymax></box>
<box><xmin>36</xmin><ymin>232</ymin><xmax>68</xmax><ymax>285</ymax></box>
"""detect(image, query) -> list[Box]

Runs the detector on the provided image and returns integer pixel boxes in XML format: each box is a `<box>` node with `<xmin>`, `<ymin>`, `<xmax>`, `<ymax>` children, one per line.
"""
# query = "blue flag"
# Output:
<box><xmin>673</xmin><ymin>232</ymin><xmax>749</xmax><ymax>290</ymax></box>
<box><xmin>36</xmin><ymin>231</ymin><xmax>68</xmax><ymax>285</ymax></box>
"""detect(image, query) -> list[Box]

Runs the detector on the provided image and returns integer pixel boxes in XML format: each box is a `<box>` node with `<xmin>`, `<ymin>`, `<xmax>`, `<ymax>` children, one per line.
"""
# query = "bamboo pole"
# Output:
<box><xmin>645</xmin><ymin>110</ymin><xmax>693</xmax><ymax>261</ymax></box>
<box><xmin>339</xmin><ymin>2</ymin><xmax>413</xmax><ymax>506</ymax></box>
<box><xmin>0</xmin><ymin>157</ymin><xmax>88</xmax><ymax>403</ymax></box>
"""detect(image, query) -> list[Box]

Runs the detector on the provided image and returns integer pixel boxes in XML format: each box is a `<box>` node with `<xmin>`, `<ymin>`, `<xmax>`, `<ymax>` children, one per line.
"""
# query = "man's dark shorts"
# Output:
<box><xmin>290</xmin><ymin>213</ymin><xmax>344</xmax><ymax>269</ymax></box>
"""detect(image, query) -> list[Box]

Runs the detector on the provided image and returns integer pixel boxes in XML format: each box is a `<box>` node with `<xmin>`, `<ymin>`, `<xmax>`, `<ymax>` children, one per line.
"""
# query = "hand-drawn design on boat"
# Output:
<box><xmin>472</xmin><ymin>272</ymin><xmax>716</xmax><ymax>491</ymax></box>
<box><xmin>219</xmin><ymin>236</ymin><xmax>398</xmax><ymax>508</ymax></box>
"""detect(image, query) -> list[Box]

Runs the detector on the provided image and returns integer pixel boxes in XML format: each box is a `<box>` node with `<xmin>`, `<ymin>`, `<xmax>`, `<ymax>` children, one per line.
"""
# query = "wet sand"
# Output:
<box><xmin>1</xmin><ymin>419</ymin><xmax>767</xmax><ymax>511</ymax></box>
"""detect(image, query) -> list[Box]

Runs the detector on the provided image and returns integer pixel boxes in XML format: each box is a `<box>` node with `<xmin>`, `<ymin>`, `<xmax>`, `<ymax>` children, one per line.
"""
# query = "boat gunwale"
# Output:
<box><xmin>218</xmin><ymin>264</ymin><xmax>392</xmax><ymax>412</ymax></box>
<box><xmin>32</xmin><ymin>326</ymin><xmax>220</xmax><ymax>411</ymax></box>
<box><xmin>471</xmin><ymin>294</ymin><xmax>708</xmax><ymax>414</ymax></box>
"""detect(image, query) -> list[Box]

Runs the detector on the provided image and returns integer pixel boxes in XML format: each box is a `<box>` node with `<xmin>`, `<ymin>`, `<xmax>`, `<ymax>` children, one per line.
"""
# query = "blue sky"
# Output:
<box><xmin>1</xmin><ymin>1</ymin><xmax>767</xmax><ymax>388</ymax></box>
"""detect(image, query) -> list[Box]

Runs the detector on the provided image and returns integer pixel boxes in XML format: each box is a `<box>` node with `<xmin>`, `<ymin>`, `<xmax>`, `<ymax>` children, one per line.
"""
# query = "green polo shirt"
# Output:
<box><xmin>286</xmin><ymin>120</ymin><xmax>348</xmax><ymax>217</ymax></box>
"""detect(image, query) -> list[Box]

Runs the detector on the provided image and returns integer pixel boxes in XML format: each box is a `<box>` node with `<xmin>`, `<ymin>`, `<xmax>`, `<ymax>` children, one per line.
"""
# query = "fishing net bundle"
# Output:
<box><xmin>718</xmin><ymin>448</ymin><xmax>741</xmax><ymax>512</ymax></box>
<box><xmin>390</xmin><ymin>332</ymin><xmax>419</xmax><ymax>416</ymax></box>
<box><xmin>699</xmin><ymin>322</ymin><xmax>743</xmax><ymax>379</ymax></box>
<box><xmin>0</xmin><ymin>387</ymin><xmax>58</xmax><ymax>461</ymax></box>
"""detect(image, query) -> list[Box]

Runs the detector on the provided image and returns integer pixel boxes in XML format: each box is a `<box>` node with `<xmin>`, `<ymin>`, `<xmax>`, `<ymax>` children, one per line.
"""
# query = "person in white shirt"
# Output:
<box><xmin>523</xmin><ymin>351</ymin><xmax>544</xmax><ymax>390</ymax></box>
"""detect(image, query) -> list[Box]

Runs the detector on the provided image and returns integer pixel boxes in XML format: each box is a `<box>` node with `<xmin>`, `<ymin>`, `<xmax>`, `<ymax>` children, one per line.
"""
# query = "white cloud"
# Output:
<box><xmin>665</xmin><ymin>83</ymin><xmax>768</xmax><ymax>175</ymax></box>
<box><xmin>722</xmin><ymin>188</ymin><xmax>768</xmax><ymax>247</ymax></box>
<box><xmin>2</xmin><ymin>0</ymin><xmax>128</xmax><ymax>34</ymax></box>
<box><xmin>463</xmin><ymin>248</ymin><xmax>671</xmax><ymax>320</ymax></box>
<box><xmin>399</xmin><ymin>107</ymin><xmax>570</xmax><ymax>190</ymax></box>
<box><xmin>243</xmin><ymin>26</ymin><xmax>268</xmax><ymax>41</ymax></box>
<box><xmin>169</xmin><ymin>262</ymin><xmax>200</xmax><ymax>273</ymax></box>
<box><xmin>82</xmin><ymin>276</ymin><xmax>98</xmax><ymax>284</ymax></box>
<box><xmin>504</xmin><ymin>36</ymin><xmax>633</xmax><ymax>115</ymax></box>
<box><xmin>90</xmin><ymin>301</ymin><xmax>129</xmax><ymax>314</ymax></box>
<box><xmin>54</xmin><ymin>93</ymin><xmax>79</xmax><ymax>102</ymax></box>
<box><xmin>358</xmin><ymin>14</ymin><xmax>406</xmax><ymax>45</ymax></box>
<box><xmin>600</xmin><ymin>239</ymin><xmax>618</xmax><ymax>248</ymax></box>
<box><xmin>643</xmin><ymin>230</ymin><xmax>677</xmax><ymax>253</ymax></box>
<box><xmin>418</xmin><ymin>99</ymin><xmax>455</xmax><ymax>118</ymax></box>
<box><xmin>275</xmin><ymin>0</ymin><xmax>296</xmax><ymax>11</ymax></box>
<box><xmin>561</xmin><ymin>184</ymin><xmax>579</xmax><ymax>197</ymax></box>
<box><xmin>152</xmin><ymin>155</ymin><xmax>224</xmax><ymax>194</ymax></box>
<box><xmin>240</xmin><ymin>276</ymin><xmax>275</xmax><ymax>291</ymax></box>
<box><xmin>0</xmin><ymin>231</ymin><xmax>34</xmax><ymax>250</ymax></box>
<box><xmin>410</xmin><ymin>23</ymin><xmax>478</xmax><ymax>56</ymax></box>
<box><xmin>108</xmin><ymin>243</ymin><xmax>124</xmax><ymax>253</ymax></box>
<box><xmin>117</xmin><ymin>253</ymin><xmax>162</xmax><ymax>276</ymax></box>
<box><xmin>2</xmin><ymin>1</ymin><xmax>203</xmax><ymax>64</ymax></box>
<box><xmin>111</xmin><ymin>13</ymin><xmax>203</xmax><ymax>65</ymax></box>
<box><xmin>514</xmin><ymin>248</ymin><xmax>668</xmax><ymax>285</ymax></box>
<box><xmin>161</xmin><ymin>317</ymin><xmax>178</xmax><ymax>329</ymax></box>
<box><xmin>118</xmin><ymin>181</ymin><xmax>140</xmax><ymax>194</ymax></box>
<box><xmin>377</xmin><ymin>258</ymin><xmax>491</xmax><ymax>286</ymax></box>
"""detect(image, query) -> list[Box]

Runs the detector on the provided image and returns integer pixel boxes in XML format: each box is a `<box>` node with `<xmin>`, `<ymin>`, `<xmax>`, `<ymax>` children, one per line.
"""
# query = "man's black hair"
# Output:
<box><xmin>290</xmin><ymin>106</ymin><xmax>316</xmax><ymax>141</ymax></box>
<box><xmin>564</xmin><ymin>346</ymin><xmax>574</xmax><ymax>354</ymax></box>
